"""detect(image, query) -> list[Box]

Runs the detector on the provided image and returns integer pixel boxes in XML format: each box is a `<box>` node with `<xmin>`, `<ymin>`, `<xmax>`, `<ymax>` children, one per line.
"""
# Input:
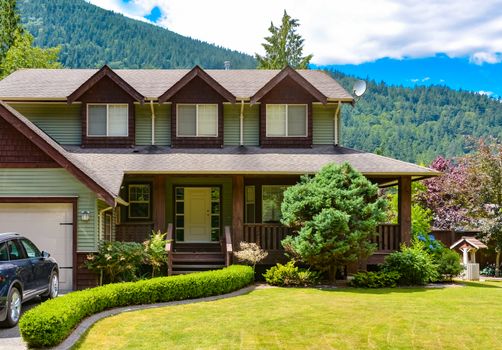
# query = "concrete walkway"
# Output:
<box><xmin>1</xmin><ymin>285</ymin><xmax>256</xmax><ymax>350</ymax></box>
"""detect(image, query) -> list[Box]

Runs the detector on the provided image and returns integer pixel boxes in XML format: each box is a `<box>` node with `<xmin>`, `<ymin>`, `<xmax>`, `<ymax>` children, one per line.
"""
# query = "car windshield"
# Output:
<box><xmin>20</xmin><ymin>239</ymin><xmax>41</xmax><ymax>258</ymax></box>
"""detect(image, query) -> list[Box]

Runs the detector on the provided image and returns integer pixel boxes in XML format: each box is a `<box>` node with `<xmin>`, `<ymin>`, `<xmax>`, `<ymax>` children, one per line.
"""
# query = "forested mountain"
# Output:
<box><xmin>14</xmin><ymin>0</ymin><xmax>502</xmax><ymax>164</ymax></box>
<box><xmin>332</xmin><ymin>71</ymin><xmax>502</xmax><ymax>163</ymax></box>
<box><xmin>17</xmin><ymin>0</ymin><xmax>255</xmax><ymax>69</ymax></box>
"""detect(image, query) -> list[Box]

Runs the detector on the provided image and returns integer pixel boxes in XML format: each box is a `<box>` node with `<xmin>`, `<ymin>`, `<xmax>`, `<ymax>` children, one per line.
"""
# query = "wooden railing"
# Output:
<box><xmin>243</xmin><ymin>224</ymin><xmax>292</xmax><ymax>251</ymax></box>
<box><xmin>116</xmin><ymin>223</ymin><xmax>154</xmax><ymax>242</ymax></box>
<box><xmin>224</xmin><ymin>226</ymin><xmax>233</xmax><ymax>266</ymax></box>
<box><xmin>372</xmin><ymin>224</ymin><xmax>401</xmax><ymax>252</ymax></box>
<box><xmin>165</xmin><ymin>223</ymin><xmax>173</xmax><ymax>276</ymax></box>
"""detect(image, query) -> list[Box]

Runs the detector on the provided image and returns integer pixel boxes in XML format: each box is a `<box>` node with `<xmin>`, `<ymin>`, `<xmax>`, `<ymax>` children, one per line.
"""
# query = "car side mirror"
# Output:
<box><xmin>41</xmin><ymin>251</ymin><xmax>50</xmax><ymax>258</ymax></box>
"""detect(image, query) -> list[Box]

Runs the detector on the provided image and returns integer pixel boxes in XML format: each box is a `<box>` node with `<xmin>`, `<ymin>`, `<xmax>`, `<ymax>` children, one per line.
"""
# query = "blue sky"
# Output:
<box><xmin>87</xmin><ymin>0</ymin><xmax>502</xmax><ymax>97</ymax></box>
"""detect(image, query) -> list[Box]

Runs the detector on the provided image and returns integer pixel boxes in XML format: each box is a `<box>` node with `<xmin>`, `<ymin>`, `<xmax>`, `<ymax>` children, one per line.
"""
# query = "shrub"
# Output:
<box><xmin>85</xmin><ymin>241</ymin><xmax>146</xmax><ymax>284</ymax></box>
<box><xmin>383</xmin><ymin>240</ymin><xmax>438</xmax><ymax>285</ymax></box>
<box><xmin>234</xmin><ymin>242</ymin><xmax>268</xmax><ymax>269</ymax></box>
<box><xmin>349</xmin><ymin>271</ymin><xmax>401</xmax><ymax>288</ymax></box>
<box><xmin>434</xmin><ymin>248</ymin><xmax>463</xmax><ymax>281</ymax></box>
<box><xmin>263</xmin><ymin>261</ymin><xmax>320</xmax><ymax>286</ymax></box>
<box><xmin>481</xmin><ymin>264</ymin><xmax>497</xmax><ymax>276</ymax></box>
<box><xmin>144</xmin><ymin>230</ymin><xmax>169</xmax><ymax>277</ymax></box>
<box><xmin>19</xmin><ymin>265</ymin><xmax>254</xmax><ymax>348</ymax></box>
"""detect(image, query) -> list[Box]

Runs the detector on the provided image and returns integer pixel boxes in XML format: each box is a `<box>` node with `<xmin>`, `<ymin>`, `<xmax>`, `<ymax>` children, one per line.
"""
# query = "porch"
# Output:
<box><xmin>113</xmin><ymin>174</ymin><xmax>411</xmax><ymax>273</ymax></box>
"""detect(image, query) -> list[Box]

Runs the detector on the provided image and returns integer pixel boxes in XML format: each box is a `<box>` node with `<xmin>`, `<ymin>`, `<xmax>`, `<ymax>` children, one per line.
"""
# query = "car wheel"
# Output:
<box><xmin>41</xmin><ymin>272</ymin><xmax>59</xmax><ymax>300</ymax></box>
<box><xmin>0</xmin><ymin>287</ymin><xmax>22</xmax><ymax>328</ymax></box>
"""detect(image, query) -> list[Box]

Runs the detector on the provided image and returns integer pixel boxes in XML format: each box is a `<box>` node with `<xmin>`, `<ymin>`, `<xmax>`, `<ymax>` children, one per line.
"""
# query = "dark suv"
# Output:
<box><xmin>0</xmin><ymin>233</ymin><xmax>59</xmax><ymax>327</ymax></box>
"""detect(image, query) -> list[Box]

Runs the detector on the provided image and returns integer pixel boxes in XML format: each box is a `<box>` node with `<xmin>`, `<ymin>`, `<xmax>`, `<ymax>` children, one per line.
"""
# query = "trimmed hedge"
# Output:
<box><xmin>19</xmin><ymin>265</ymin><xmax>254</xmax><ymax>348</ymax></box>
<box><xmin>349</xmin><ymin>271</ymin><xmax>401</xmax><ymax>288</ymax></box>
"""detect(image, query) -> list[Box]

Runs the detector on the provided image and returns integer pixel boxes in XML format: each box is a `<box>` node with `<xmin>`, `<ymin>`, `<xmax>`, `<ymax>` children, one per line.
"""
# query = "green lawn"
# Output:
<box><xmin>74</xmin><ymin>281</ymin><xmax>502</xmax><ymax>350</ymax></box>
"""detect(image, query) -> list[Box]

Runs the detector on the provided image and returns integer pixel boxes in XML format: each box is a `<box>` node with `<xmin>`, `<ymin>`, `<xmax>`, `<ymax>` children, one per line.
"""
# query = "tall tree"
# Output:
<box><xmin>256</xmin><ymin>10</ymin><xmax>313</xmax><ymax>69</ymax></box>
<box><xmin>0</xmin><ymin>0</ymin><xmax>23</xmax><ymax>65</ymax></box>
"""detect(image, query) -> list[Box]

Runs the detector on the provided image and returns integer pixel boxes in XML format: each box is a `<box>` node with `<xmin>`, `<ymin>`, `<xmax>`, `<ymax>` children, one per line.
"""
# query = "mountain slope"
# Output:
<box><xmin>332</xmin><ymin>71</ymin><xmax>502</xmax><ymax>163</ymax></box>
<box><xmin>17</xmin><ymin>0</ymin><xmax>256</xmax><ymax>69</ymax></box>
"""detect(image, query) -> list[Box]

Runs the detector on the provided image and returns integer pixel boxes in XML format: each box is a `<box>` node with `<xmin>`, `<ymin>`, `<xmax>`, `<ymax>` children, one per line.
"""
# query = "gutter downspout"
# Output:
<box><xmin>334</xmin><ymin>102</ymin><xmax>341</xmax><ymax>146</ymax></box>
<box><xmin>150</xmin><ymin>100</ymin><xmax>156</xmax><ymax>145</ymax></box>
<box><xmin>239</xmin><ymin>100</ymin><xmax>245</xmax><ymax>146</ymax></box>
<box><xmin>98</xmin><ymin>206</ymin><xmax>113</xmax><ymax>241</ymax></box>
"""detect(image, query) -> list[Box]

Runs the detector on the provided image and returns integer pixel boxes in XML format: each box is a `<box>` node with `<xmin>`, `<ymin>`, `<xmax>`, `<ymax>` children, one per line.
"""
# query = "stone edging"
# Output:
<box><xmin>50</xmin><ymin>285</ymin><xmax>257</xmax><ymax>350</ymax></box>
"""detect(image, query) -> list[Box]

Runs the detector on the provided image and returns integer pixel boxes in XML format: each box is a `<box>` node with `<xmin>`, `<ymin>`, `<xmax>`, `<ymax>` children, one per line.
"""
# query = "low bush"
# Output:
<box><xmin>234</xmin><ymin>242</ymin><xmax>268</xmax><ymax>269</ymax></box>
<box><xmin>383</xmin><ymin>240</ymin><xmax>438</xmax><ymax>286</ymax></box>
<box><xmin>349</xmin><ymin>271</ymin><xmax>401</xmax><ymax>288</ymax></box>
<box><xmin>434</xmin><ymin>248</ymin><xmax>463</xmax><ymax>281</ymax></box>
<box><xmin>19</xmin><ymin>265</ymin><xmax>253</xmax><ymax>348</ymax></box>
<box><xmin>263</xmin><ymin>261</ymin><xmax>320</xmax><ymax>286</ymax></box>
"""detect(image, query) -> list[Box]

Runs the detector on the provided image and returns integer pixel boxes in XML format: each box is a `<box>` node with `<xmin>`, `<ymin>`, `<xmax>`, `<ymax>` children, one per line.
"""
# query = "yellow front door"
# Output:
<box><xmin>184</xmin><ymin>187</ymin><xmax>212</xmax><ymax>242</ymax></box>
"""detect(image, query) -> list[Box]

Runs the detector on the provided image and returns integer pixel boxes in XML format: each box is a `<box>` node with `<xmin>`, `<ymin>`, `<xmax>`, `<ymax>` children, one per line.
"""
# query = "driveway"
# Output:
<box><xmin>0</xmin><ymin>297</ymin><xmax>41</xmax><ymax>350</ymax></box>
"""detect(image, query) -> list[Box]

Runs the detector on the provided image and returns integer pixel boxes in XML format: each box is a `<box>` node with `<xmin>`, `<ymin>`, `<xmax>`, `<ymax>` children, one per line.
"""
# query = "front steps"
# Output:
<box><xmin>171</xmin><ymin>243</ymin><xmax>226</xmax><ymax>274</ymax></box>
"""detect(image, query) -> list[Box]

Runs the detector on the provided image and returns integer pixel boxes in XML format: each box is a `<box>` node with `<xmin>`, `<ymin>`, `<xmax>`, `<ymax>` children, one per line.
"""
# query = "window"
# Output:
<box><xmin>128</xmin><ymin>184</ymin><xmax>151</xmax><ymax>219</ymax></box>
<box><xmin>177</xmin><ymin>104</ymin><xmax>218</xmax><ymax>137</ymax></box>
<box><xmin>20</xmin><ymin>239</ymin><xmax>41</xmax><ymax>258</ymax></box>
<box><xmin>245</xmin><ymin>186</ymin><xmax>256</xmax><ymax>223</ymax></box>
<box><xmin>87</xmin><ymin>104</ymin><xmax>128</xmax><ymax>137</ymax></box>
<box><xmin>0</xmin><ymin>243</ymin><xmax>8</xmax><ymax>261</ymax></box>
<box><xmin>266</xmin><ymin>104</ymin><xmax>307</xmax><ymax>137</ymax></box>
<box><xmin>104</xmin><ymin>213</ymin><xmax>112</xmax><ymax>241</ymax></box>
<box><xmin>262</xmin><ymin>185</ymin><xmax>289</xmax><ymax>223</ymax></box>
<box><xmin>7</xmin><ymin>240</ymin><xmax>22</xmax><ymax>260</ymax></box>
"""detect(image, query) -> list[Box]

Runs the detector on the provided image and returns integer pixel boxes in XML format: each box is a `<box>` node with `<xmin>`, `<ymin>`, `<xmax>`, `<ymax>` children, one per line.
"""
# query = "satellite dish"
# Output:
<box><xmin>353</xmin><ymin>80</ymin><xmax>367</xmax><ymax>97</ymax></box>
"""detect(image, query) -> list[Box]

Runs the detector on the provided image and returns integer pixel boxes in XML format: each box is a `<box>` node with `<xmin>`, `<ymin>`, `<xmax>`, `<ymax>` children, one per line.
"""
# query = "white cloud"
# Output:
<box><xmin>86</xmin><ymin>0</ymin><xmax>502</xmax><ymax>65</ymax></box>
<box><xmin>422</xmin><ymin>77</ymin><xmax>430</xmax><ymax>82</ymax></box>
<box><xmin>411</xmin><ymin>78</ymin><xmax>419</xmax><ymax>83</ymax></box>
<box><xmin>478</xmin><ymin>90</ymin><xmax>494</xmax><ymax>96</ymax></box>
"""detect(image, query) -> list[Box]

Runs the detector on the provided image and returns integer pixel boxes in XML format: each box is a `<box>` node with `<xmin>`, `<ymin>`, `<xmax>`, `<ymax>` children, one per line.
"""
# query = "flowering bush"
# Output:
<box><xmin>234</xmin><ymin>242</ymin><xmax>268</xmax><ymax>269</ymax></box>
<box><xmin>144</xmin><ymin>230</ymin><xmax>169</xmax><ymax>277</ymax></box>
<box><xmin>263</xmin><ymin>261</ymin><xmax>320</xmax><ymax>286</ymax></box>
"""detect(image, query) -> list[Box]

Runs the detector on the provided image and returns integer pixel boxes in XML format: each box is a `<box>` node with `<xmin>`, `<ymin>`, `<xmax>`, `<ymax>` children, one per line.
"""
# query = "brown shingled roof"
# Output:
<box><xmin>0</xmin><ymin>68</ymin><xmax>354</xmax><ymax>101</ymax></box>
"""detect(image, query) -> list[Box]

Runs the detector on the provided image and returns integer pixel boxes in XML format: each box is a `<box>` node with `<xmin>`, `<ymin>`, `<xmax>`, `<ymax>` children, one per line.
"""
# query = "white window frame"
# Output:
<box><xmin>176</xmin><ymin>103</ymin><xmax>219</xmax><ymax>137</ymax></box>
<box><xmin>87</xmin><ymin>103</ymin><xmax>129</xmax><ymax>137</ymax></box>
<box><xmin>265</xmin><ymin>104</ymin><xmax>308</xmax><ymax>137</ymax></box>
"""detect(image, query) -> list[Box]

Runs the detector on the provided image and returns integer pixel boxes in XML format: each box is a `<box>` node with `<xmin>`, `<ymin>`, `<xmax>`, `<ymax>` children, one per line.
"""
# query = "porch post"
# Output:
<box><xmin>153</xmin><ymin>175</ymin><xmax>166</xmax><ymax>232</ymax></box>
<box><xmin>398</xmin><ymin>176</ymin><xmax>412</xmax><ymax>244</ymax></box>
<box><xmin>232</xmin><ymin>175</ymin><xmax>244</xmax><ymax>249</ymax></box>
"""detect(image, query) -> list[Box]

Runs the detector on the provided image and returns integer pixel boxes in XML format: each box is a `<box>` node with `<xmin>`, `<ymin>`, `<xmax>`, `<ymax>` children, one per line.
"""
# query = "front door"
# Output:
<box><xmin>184</xmin><ymin>187</ymin><xmax>212</xmax><ymax>242</ymax></box>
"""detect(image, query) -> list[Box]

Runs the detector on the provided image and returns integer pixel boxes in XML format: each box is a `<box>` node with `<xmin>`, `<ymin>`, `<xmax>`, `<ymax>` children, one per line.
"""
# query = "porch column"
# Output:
<box><xmin>153</xmin><ymin>175</ymin><xmax>166</xmax><ymax>232</ymax></box>
<box><xmin>398</xmin><ymin>176</ymin><xmax>412</xmax><ymax>244</ymax></box>
<box><xmin>232</xmin><ymin>175</ymin><xmax>244</xmax><ymax>249</ymax></box>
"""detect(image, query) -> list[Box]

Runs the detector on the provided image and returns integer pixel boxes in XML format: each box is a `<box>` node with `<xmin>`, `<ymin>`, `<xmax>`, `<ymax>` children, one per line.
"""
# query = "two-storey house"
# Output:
<box><xmin>0</xmin><ymin>65</ymin><xmax>438</xmax><ymax>289</ymax></box>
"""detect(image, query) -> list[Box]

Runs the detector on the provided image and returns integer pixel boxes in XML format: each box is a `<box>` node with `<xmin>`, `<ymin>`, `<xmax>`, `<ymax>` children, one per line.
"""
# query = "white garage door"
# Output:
<box><xmin>0</xmin><ymin>203</ymin><xmax>73</xmax><ymax>290</ymax></box>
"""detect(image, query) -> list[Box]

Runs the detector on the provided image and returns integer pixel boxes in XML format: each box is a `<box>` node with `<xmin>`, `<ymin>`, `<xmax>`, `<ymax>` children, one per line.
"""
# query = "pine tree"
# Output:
<box><xmin>256</xmin><ymin>10</ymin><xmax>313</xmax><ymax>69</ymax></box>
<box><xmin>0</xmin><ymin>0</ymin><xmax>23</xmax><ymax>65</ymax></box>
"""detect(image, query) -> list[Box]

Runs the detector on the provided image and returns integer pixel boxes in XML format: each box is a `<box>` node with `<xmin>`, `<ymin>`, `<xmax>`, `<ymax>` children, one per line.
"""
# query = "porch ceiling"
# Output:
<box><xmin>63</xmin><ymin>145</ymin><xmax>439</xmax><ymax>196</ymax></box>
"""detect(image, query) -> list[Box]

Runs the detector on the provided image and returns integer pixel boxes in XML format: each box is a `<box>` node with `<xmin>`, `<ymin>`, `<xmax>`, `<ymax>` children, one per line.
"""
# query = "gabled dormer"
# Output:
<box><xmin>67</xmin><ymin>65</ymin><xmax>144</xmax><ymax>148</ymax></box>
<box><xmin>159</xmin><ymin>66</ymin><xmax>235</xmax><ymax>148</ymax></box>
<box><xmin>251</xmin><ymin>66</ymin><xmax>327</xmax><ymax>148</ymax></box>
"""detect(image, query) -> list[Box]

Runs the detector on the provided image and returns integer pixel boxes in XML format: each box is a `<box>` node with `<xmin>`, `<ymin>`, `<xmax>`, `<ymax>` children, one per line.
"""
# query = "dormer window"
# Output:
<box><xmin>87</xmin><ymin>104</ymin><xmax>128</xmax><ymax>137</ymax></box>
<box><xmin>177</xmin><ymin>104</ymin><xmax>218</xmax><ymax>137</ymax></box>
<box><xmin>266</xmin><ymin>104</ymin><xmax>307</xmax><ymax>137</ymax></box>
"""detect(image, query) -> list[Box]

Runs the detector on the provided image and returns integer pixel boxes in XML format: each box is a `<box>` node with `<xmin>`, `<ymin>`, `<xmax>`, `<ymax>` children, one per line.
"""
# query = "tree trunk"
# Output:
<box><xmin>328</xmin><ymin>265</ymin><xmax>337</xmax><ymax>284</ymax></box>
<box><xmin>496</xmin><ymin>249</ymin><xmax>501</xmax><ymax>277</ymax></box>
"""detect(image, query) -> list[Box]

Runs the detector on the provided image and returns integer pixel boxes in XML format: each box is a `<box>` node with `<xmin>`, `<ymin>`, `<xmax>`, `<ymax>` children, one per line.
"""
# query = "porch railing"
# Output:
<box><xmin>243</xmin><ymin>224</ymin><xmax>292</xmax><ymax>251</ymax></box>
<box><xmin>165</xmin><ymin>223</ymin><xmax>173</xmax><ymax>276</ymax></box>
<box><xmin>243</xmin><ymin>223</ymin><xmax>401</xmax><ymax>253</ymax></box>
<box><xmin>224</xmin><ymin>226</ymin><xmax>233</xmax><ymax>266</ymax></box>
<box><xmin>371</xmin><ymin>224</ymin><xmax>401</xmax><ymax>252</ymax></box>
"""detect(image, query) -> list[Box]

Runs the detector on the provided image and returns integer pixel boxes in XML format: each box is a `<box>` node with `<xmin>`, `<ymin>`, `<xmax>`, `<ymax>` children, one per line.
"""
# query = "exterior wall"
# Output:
<box><xmin>10</xmin><ymin>103</ymin><xmax>82</xmax><ymax>145</ymax></box>
<box><xmin>97</xmin><ymin>199</ymin><xmax>116</xmax><ymax>241</ymax></box>
<box><xmin>0</xmin><ymin>168</ymin><xmax>99</xmax><ymax>251</ymax></box>
<box><xmin>135</xmin><ymin>104</ymin><xmax>171</xmax><ymax>146</ymax></box>
<box><xmin>312</xmin><ymin>103</ymin><xmax>337</xmax><ymax>145</ymax></box>
<box><xmin>223</xmin><ymin>104</ymin><xmax>260</xmax><ymax>146</ymax></box>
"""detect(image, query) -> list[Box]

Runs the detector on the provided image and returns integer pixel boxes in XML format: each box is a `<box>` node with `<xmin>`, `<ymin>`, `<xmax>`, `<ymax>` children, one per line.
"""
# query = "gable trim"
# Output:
<box><xmin>158</xmin><ymin>66</ymin><xmax>236</xmax><ymax>103</ymax></box>
<box><xmin>67</xmin><ymin>65</ymin><xmax>144</xmax><ymax>104</ymax></box>
<box><xmin>250</xmin><ymin>66</ymin><xmax>328</xmax><ymax>105</ymax></box>
<box><xmin>0</xmin><ymin>102</ymin><xmax>116</xmax><ymax>206</ymax></box>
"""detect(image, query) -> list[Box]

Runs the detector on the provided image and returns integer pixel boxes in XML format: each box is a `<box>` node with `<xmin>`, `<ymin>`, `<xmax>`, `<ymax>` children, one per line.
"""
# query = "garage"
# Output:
<box><xmin>0</xmin><ymin>202</ymin><xmax>74</xmax><ymax>290</ymax></box>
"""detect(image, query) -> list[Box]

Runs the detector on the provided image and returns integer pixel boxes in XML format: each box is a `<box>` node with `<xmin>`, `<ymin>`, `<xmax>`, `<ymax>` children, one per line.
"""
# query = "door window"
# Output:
<box><xmin>20</xmin><ymin>239</ymin><xmax>41</xmax><ymax>258</ymax></box>
<box><xmin>7</xmin><ymin>240</ymin><xmax>23</xmax><ymax>260</ymax></box>
<box><xmin>0</xmin><ymin>242</ymin><xmax>8</xmax><ymax>261</ymax></box>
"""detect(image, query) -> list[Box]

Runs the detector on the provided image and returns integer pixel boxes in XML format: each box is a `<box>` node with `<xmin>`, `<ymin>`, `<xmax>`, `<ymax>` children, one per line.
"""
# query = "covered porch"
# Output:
<box><xmin>113</xmin><ymin>173</ymin><xmax>413</xmax><ymax>273</ymax></box>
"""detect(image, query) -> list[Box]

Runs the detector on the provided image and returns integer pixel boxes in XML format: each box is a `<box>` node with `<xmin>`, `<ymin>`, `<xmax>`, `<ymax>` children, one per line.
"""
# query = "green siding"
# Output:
<box><xmin>0</xmin><ymin>168</ymin><xmax>98</xmax><ymax>251</ymax></box>
<box><xmin>312</xmin><ymin>104</ymin><xmax>337</xmax><ymax>145</ymax></box>
<box><xmin>223</xmin><ymin>104</ymin><xmax>259</xmax><ymax>146</ymax></box>
<box><xmin>135</xmin><ymin>104</ymin><xmax>171</xmax><ymax>146</ymax></box>
<box><xmin>97</xmin><ymin>199</ymin><xmax>116</xmax><ymax>241</ymax></box>
<box><xmin>11</xmin><ymin>103</ymin><xmax>82</xmax><ymax>145</ymax></box>
<box><xmin>165</xmin><ymin>177</ymin><xmax>232</xmax><ymax>228</ymax></box>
